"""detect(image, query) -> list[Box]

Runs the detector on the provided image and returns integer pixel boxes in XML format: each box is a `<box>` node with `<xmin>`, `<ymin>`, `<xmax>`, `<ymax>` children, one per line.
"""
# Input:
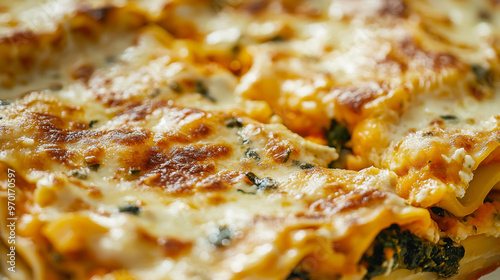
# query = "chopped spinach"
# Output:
<box><xmin>325</xmin><ymin>120</ymin><xmax>351</xmax><ymax>151</ymax></box>
<box><xmin>430</xmin><ymin>207</ymin><xmax>445</xmax><ymax>217</ymax></box>
<box><xmin>362</xmin><ymin>224</ymin><xmax>465</xmax><ymax>279</ymax></box>
<box><xmin>245</xmin><ymin>172</ymin><xmax>277</xmax><ymax>190</ymax></box>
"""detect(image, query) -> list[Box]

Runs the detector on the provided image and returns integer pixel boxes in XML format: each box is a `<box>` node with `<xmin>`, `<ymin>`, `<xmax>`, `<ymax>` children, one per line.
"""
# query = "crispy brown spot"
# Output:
<box><xmin>0</xmin><ymin>31</ymin><xmax>37</xmax><ymax>44</ymax></box>
<box><xmin>451</xmin><ymin>135</ymin><xmax>475</xmax><ymax>151</ymax></box>
<box><xmin>295</xmin><ymin>212</ymin><xmax>326</xmax><ymax>220</ymax></box>
<box><xmin>119</xmin><ymin>100</ymin><xmax>168</xmax><ymax>121</ymax></box>
<box><xmin>71</xmin><ymin>122</ymin><xmax>88</xmax><ymax>130</ymax></box>
<box><xmin>170</xmin><ymin>107</ymin><xmax>206</xmax><ymax>122</ymax></box>
<box><xmin>104</xmin><ymin>129</ymin><xmax>149</xmax><ymax>145</ymax></box>
<box><xmin>197</xmin><ymin>171</ymin><xmax>242</xmax><ymax>192</ymax></box>
<box><xmin>468</xmin><ymin>85</ymin><xmax>485</xmax><ymax>100</ymax></box>
<box><xmin>95</xmin><ymin>91</ymin><xmax>125</xmax><ymax>107</ymax></box>
<box><xmin>49</xmin><ymin>26</ymin><xmax>67</xmax><ymax>50</ymax></box>
<box><xmin>157</xmin><ymin>123</ymin><xmax>213</xmax><ymax>146</ymax></box>
<box><xmin>72</xmin><ymin>64</ymin><xmax>94</xmax><ymax>82</ymax></box>
<box><xmin>265</xmin><ymin>136</ymin><xmax>298</xmax><ymax>163</ymax></box>
<box><xmin>379</xmin><ymin>0</ymin><xmax>407</xmax><ymax>17</ymax></box>
<box><xmin>238</xmin><ymin>0</ymin><xmax>268</xmax><ymax>14</ymax></box>
<box><xmin>198</xmin><ymin>179</ymin><xmax>228</xmax><ymax>192</ymax></box>
<box><xmin>0</xmin><ymin>126</ymin><xmax>12</xmax><ymax>134</ymax></box>
<box><xmin>399</xmin><ymin>38</ymin><xmax>457</xmax><ymax>70</ymax></box>
<box><xmin>43</xmin><ymin>144</ymin><xmax>73</xmax><ymax>165</ymax></box>
<box><xmin>335</xmin><ymin>85</ymin><xmax>382</xmax><ymax>113</ymax></box>
<box><xmin>206</xmin><ymin>194</ymin><xmax>227</xmax><ymax>205</ymax></box>
<box><xmin>30</xmin><ymin>112</ymin><xmax>150</xmax><ymax>145</ymax></box>
<box><xmin>77</xmin><ymin>6</ymin><xmax>113</xmax><ymax>21</ymax></box>
<box><xmin>429</xmin><ymin>119</ymin><xmax>444</xmax><ymax>126</ymax></box>
<box><xmin>158</xmin><ymin>237</ymin><xmax>192</xmax><ymax>258</ymax></box>
<box><xmin>87</xmin><ymin>186</ymin><xmax>103</xmax><ymax>198</ymax></box>
<box><xmin>428</xmin><ymin>159</ymin><xmax>452</xmax><ymax>183</ymax></box>
<box><xmin>310</xmin><ymin>189</ymin><xmax>387</xmax><ymax>214</ymax></box>
<box><xmin>378</xmin><ymin>56</ymin><xmax>406</xmax><ymax>73</ymax></box>
<box><xmin>191</xmin><ymin>123</ymin><xmax>211</xmax><ymax>137</ymax></box>
<box><xmin>66</xmin><ymin>198</ymin><xmax>90</xmax><ymax>212</ymax></box>
<box><xmin>139</xmin><ymin>145</ymin><xmax>231</xmax><ymax>193</ymax></box>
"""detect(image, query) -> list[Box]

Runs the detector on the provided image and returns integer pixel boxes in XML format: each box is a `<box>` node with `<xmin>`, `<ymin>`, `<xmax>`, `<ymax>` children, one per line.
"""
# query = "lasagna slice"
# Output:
<box><xmin>0</xmin><ymin>41</ymin><xmax>435</xmax><ymax>279</ymax></box>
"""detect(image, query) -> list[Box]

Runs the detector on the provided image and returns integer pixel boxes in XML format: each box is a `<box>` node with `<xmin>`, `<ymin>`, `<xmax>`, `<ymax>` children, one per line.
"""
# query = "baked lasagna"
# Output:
<box><xmin>0</xmin><ymin>0</ymin><xmax>499</xmax><ymax>279</ymax></box>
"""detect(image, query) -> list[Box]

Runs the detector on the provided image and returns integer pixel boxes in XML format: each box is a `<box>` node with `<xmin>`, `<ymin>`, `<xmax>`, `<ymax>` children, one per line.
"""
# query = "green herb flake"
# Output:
<box><xmin>119</xmin><ymin>204</ymin><xmax>141</xmax><ymax>215</ymax></box>
<box><xmin>270</xmin><ymin>35</ymin><xmax>285</xmax><ymax>42</ymax></box>
<box><xmin>440</xmin><ymin>115</ymin><xmax>458</xmax><ymax>121</ymax></box>
<box><xmin>299</xmin><ymin>162</ymin><xmax>315</xmax><ymax>170</ymax></box>
<box><xmin>0</xmin><ymin>100</ymin><xmax>12</xmax><ymax>107</ymax></box>
<box><xmin>245</xmin><ymin>148</ymin><xmax>260</xmax><ymax>160</ymax></box>
<box><xmin>209</xmin><ymin>226</ymin><xmax>232</xmax><ymax>247</ymax></box>
<box><xmin>89</xmin><ymin>120</ymin><xmax>99</xmax><ymax>128</ymax></box>
<box><xmin>52</xmin><ymin>253</ymin><xmax>63</xmax><ymax>263</ymax></box>
<box><xmin>237</xmin><ymin>189</ymin><xmax>256</xmax><ymax>195</ymax></box>
<box><xmin>71</xmin><ymin>170</ymin><xmax>88</xmax><ymax>180</ymax></box>
<box><xmin>282</xmin><ymin>149</ymin><xmax>292</xmax><ymax>163</ymax></box>
<box><xmin>130</xmin><ymin>169</ymin><xmax>141</xmax><ymax>175</ymax></box>
<box><xmin>226</xmin><ymin>118</ymin><xmax>244</xmax><ymax>128</ymax></box>
<box><xmin>149</xmin><ymin>88</ymin><xmax>161</xmax><ymax>98</ymax></box>
<box><xmin>195</xmin><ymin>81</ymin><xmax>216</xmax><ymax>102</ymax></box>
<box><xmin>471</xmin><ymin>64</ymin><xmax>494</xmax><ymax>87</ymax></box>
<box><xmin>325</xmin><ymin>120</ymin><xmax>351</xmax><ymax>151</ymax></box>
<box><xmin>245</xmin><ymin>172</ymin><xmax>277</xmax><ymax>190</ymax></box>
<box><xmin>231</xmin><ymin>44</ymin><xmax>241</xmax><ymax>55</ymax></box>
<box><xmin>88</xmin><ymin>163</ymin><xmax>100</xmax><ymax>171</ymax></box>
<box><xmin>170</xmin><ymin>82</ymin><xmax>183</xmax><ymax>93</ymax></box>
